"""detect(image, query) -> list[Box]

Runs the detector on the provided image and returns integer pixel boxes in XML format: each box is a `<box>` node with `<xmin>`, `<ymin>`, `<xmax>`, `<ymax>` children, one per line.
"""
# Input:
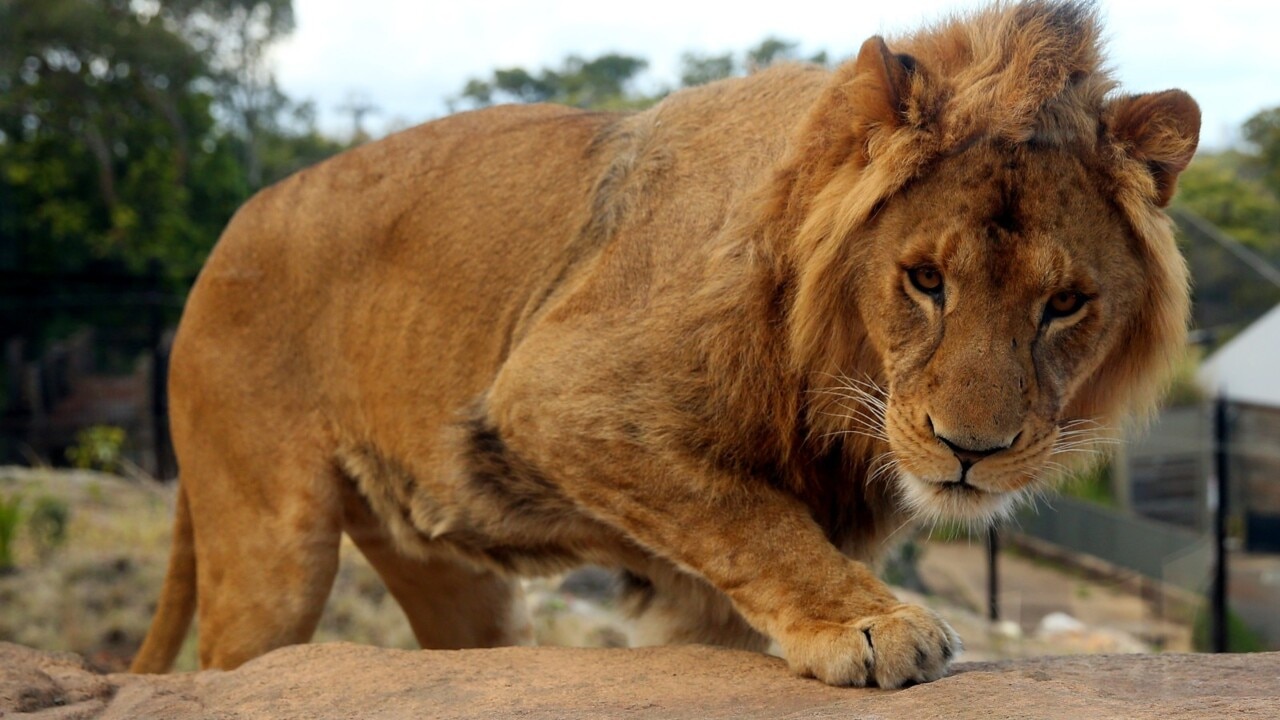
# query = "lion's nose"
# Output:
<box><xmin>930</xmin><ymin>420</ymin><xmax>1020</xmax><ymax>469</ymax></box>
<box><xmin>937</xmin><ymin>435</ymin><xmax>1005</xmax><ymax>465</ymax></box>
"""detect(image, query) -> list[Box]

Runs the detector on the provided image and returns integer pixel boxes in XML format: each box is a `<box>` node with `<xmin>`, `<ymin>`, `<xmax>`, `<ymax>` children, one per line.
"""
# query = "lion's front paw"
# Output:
<box><xmin>782</xmin><ymin>604</ymin><xmax>960</xmax><ymax>688</ymax></box>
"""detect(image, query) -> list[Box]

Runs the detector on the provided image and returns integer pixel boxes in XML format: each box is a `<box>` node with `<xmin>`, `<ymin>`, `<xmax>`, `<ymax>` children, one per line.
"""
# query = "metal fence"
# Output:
<box><xmin>1006</xmin><ymin>396</ymin><xmax>1280</xmax><ymax>652</ymax></box>
<box><xmin>1</xmin><ymin>269</ymin><xmax>180</xmax><ymax>478</ymax></box>
<box><xmin>1015</xmin><ymin>495</ymin><xmax>1208</xmax><ymax>593</ymax></box>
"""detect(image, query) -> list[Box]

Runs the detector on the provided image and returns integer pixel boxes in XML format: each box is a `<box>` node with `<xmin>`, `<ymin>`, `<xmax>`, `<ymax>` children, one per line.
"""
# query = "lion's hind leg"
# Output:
<box><xmin>341</xmin><ymin>488</ymin><xmax>531</xmax><ymax>649</ymax></box>
<box><xmin>184</xmin><ymin>456</ymin><xmax>345</xmax><ymax>670</ymax></box>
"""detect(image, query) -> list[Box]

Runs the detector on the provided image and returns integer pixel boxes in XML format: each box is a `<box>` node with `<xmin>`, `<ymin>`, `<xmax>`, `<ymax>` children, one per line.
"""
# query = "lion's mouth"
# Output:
<box><xmin>898</xmin><ymin>469</ymin><xmax>1023</xmax><ymax>523</ymax></box>
<box><xmin>936</xmin><ymin>478</ymin><xmax>989</xmax><ymax>495</ymax></box>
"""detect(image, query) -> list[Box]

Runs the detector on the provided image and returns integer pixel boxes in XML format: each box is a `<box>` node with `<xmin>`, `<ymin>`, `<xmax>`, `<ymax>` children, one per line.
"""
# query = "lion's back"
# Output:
<box><xmin>167</xmin><ymin>66</ymin><xmax>830</xmax><ymax>460</ymax></box>
<box><xmin>168</xmin><ymin>104</ymin><xmax>617</xmax><ymax>451</ymax></box>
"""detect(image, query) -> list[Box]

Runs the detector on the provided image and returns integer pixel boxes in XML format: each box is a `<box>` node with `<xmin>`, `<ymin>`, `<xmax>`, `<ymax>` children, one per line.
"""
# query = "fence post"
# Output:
<box><xmin>1211</xmin><ymin>393</ymin><xmax>1230</xmax><ymax>653</ymax></box>
<box><xmin>987</xmin><ymin>524</ymin><xmax>999</xmax><ymax>622</ymax></box>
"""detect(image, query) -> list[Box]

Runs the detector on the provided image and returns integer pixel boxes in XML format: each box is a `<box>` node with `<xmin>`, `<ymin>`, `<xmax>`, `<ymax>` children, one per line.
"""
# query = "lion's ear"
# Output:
<box><xmin>1107</xmin><ymin>90</ymin><xmax>1201</xmax><ymax>207</ymax></box>
<box><xmin>850</xmin><ymin>36</ymin><xmax>916</xmax><ymax>130</ymax></box>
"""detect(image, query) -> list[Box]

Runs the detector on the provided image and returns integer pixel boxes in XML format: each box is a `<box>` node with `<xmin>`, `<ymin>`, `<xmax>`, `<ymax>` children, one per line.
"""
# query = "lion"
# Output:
<box><xmin>131</xmin><ymin>0</ymin><xmax>1198</xmax><ymax>687</ymax></box>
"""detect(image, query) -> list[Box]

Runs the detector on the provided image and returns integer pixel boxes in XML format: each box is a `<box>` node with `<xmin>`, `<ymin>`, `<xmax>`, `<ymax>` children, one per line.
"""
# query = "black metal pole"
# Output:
<box><xmin>987</xmin><ymin>524</ymin><xmax>999</xmax><ymax>622</ymax></box>
<box><xmin>1211</xmin><ymin>394</ymin><xmax>1229</xmax><ymax>653</ymax></box>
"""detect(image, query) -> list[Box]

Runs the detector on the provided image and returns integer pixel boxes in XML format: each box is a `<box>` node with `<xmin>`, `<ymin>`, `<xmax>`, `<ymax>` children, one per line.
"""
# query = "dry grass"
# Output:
<box><xmin>0</xmin><ymin>466</ymin><xmax>628</xmax><ymax>672</ymax></box>
<box><xmin>0</xmin><ymin>467</ymin><xmax>175</xmax><ymax>669</ymax></box>
<box><xmin>0</xmin><ymin>466</ymin><xmax>1162</xmax><ymax>674</ymax></box>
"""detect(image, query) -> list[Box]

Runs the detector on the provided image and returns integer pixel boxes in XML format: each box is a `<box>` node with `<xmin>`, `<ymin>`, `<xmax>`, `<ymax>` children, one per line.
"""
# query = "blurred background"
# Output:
<box><xmin>2</xmin><ymin>0</ymin><xmax>1279</xmax><ymax>671</ymax></box>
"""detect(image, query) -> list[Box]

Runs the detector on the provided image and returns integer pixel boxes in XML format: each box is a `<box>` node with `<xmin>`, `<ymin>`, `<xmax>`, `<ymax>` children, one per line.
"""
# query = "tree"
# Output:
<box><xmin>0</xmin><ymin>0</ymin><xmax>335</xmax><ymax>285</ymax></box>
<box><xmin>1243</xmin><ymin>107</ymin><xmax>1280</xmax><ymax>199</ymax></box>
<box><xmin>158</xmin><ymin>0</ymin><xmax>298</xmax><ymax>189</ymax></box>
<box><xmin>256</xmin><ymin>100</ymin><xmax>351</xmax><ymax>186</ymax></box>
<box><xmin>454</xmin><ymin>38</ymin><xmax>830</xmax><ymax>114</ymax></box>
<box><xmin>0</xmin><ymin>0</ymin><xmax>248</xmax><ymax>281</ymax></box>
<box><xmin>745</xmin><ymin>37</ymin><xmax>800</xmax><ymax>70</ymax></box>
<box><xmin>678</xmin><ymin>52</ymin><xmax>734</xmax><ymax>88</ymax></box>
<box><xmin>1175</xmin><ymin>105</ymin><xmax>1280</xmax><ymax>264</ymax></box>
<box><xmin>679</xmin><ymin>37</ymin><xmax>829</xmax><ymax>90</ymax></box>
<box><xmin>1176</xmin><ymin>153</ymin><xmax>1280</xmax><ymax>258</ymax></box>
<box><xmin>453</xmin><ymin>53</ymin><xmax>651</xmax><ymax>111</ymax></box>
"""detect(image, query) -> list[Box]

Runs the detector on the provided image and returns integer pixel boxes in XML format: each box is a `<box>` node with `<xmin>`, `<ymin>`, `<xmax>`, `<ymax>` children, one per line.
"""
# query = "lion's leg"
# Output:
<box><xmin>486</xmin><ymin>335</ymin><xmax>959</xmax><ymax>687</ymax></box>
<box><xmin>185</xmin><ymin>456</ymin><xmax>344</xmax><ymax>670</ymax></box>
<box><xmin>342</xmin><ymin>490</ymin><xmax>531</xmax><ymax>649</ymax></box>
<box><xmin>622</xmin><ymin>567</ymin><xmax>769</xmax><ymax>652</ymax></box>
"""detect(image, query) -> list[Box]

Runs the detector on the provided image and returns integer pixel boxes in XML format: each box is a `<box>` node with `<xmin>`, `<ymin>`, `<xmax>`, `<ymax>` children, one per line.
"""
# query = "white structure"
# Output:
<box><xmin>1199</xmin><ymin>303</ymin><xmax>1280</xmax><ymax>408</ymax></box>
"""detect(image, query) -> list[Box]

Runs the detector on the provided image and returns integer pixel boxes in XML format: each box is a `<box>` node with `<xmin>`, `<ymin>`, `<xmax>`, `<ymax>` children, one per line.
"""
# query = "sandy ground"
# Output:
<box><xmin>917</xmin><ymin>540</ymin><xmax>1193</xmax><ymax>656</ymax></box>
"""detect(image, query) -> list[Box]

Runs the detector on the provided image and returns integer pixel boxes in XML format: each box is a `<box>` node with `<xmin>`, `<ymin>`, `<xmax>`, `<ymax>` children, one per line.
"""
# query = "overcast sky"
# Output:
<box><xmin>271</xmin><ymin>0</ymin><xmax>1280</xmax><ymax>150</ymax></box>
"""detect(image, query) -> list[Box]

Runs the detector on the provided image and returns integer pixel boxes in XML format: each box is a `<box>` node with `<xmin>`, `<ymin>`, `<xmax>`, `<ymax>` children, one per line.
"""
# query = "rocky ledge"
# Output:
<box><xmin>2</xmin><ymin>642</ymin><xmax>1276</xmax><ymax>719</ymax></box>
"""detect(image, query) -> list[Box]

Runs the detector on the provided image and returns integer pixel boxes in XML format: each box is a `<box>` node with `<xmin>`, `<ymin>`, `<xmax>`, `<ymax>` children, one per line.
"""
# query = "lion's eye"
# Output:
<box><xmin>908</xmin><ymin>266</ymin><xmax>944</xmax><ymax>296</ymax></box>
<box><xmin>1045</xmin><ymin>290</ymin><xmax>1086</xmax><ymax>320</ymax></box>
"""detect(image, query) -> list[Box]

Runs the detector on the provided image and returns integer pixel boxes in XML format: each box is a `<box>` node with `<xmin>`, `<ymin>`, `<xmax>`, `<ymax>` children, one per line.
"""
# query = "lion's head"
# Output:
<box><xmin>772</xmin><ymin>2</ymin><xmax>1199</xmax><ymax>523</ymax></box>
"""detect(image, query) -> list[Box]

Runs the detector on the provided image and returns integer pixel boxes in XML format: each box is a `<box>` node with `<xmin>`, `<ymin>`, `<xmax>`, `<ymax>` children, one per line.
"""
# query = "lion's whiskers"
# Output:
<box><xmin>867</xmin><ymin>454</ymin><xmax>902</xmax><ymax>486</ymax></box>
<box><xmin>809</xmin><ymin>373</ymin><xmax>891</xmax><ymax>451</ymax></box>
<box><xmin>821</xmin><ymin>401</ymin><xmax>887</xmax><ymax>430</ymax></box>
<box><xmin>1048</xmin><ymin>419</ymin><xmax>1122</xmax><ymax>467</ymax></box>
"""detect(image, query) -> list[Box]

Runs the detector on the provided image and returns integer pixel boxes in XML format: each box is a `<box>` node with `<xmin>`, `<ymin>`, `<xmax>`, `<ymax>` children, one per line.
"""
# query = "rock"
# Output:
<box><xmin>1039</xmin><ymin>611</ymin><xmax>1087</xmax><ymax>635</ymax></box>
<box><xmin>2</xmin><ymin>641</ymin><xmax>1277</xmax><ymax>719</ymax></box>
<box><xmin>0</xmin><ymin>643</ymin><xmax>115</xmax><ymax>717</ymax></box>
<box><xmin>993</xmin><ymin>619</ymin><xmax>1023</xmax><ymax>639</ymax></box>
<box><xmin>1036</xmin><ymin>611</ymin><xmax>1151</xmax><ymax>654</ymax></box>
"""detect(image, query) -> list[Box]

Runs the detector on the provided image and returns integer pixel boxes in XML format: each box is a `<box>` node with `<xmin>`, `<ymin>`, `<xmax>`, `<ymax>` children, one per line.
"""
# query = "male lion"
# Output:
<box><xmin>133</xmin><ymin>1</ymin><xmax>1198</xmax><ymax>687</ymax></box>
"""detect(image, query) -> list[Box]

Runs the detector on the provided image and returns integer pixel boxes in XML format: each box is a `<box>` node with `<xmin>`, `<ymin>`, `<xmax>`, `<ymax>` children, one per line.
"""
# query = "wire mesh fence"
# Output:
<box><xmin>1007</xmin><ymin>397</ymin><xmax>1280</xmax><ymax>652</ymax></box>
<box><xmin>1</xmin><ymin>269</ymin><xmax>181</xmax><ymax>478</ymax></box>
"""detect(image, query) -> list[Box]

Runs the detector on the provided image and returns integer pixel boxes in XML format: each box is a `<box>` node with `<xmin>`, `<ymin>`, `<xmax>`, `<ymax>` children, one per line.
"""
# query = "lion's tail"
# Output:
<box><xmin>130</xmin><ymin>481</ymin><xmax>197</xmax><ymax>673</ymax></box>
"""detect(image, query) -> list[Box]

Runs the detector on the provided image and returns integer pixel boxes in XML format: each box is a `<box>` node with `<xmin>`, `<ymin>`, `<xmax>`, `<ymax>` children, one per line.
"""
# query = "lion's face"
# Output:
<box><xmin>860</xmin><ymin>142</ymin><xmax>1144</xmax><ymax>521</ymax></box>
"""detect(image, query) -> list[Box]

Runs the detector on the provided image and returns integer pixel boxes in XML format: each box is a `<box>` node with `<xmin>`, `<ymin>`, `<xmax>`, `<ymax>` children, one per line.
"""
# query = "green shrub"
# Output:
<box><xmin>1061</xmin><ymin>462</ymin><xmax>1115</xmax><ymax>507</ymax></box>
<box><xmin>881</xmin><ymin>539</ymin><xmax>927</xmax><ymax>593</ymax></box>
<box><xmin>66</xmin><ymin>425</ymin><xmax>128</xmax><ymax>473</ymax></box>
<box><xmin>1192</xmin><ymin>603</ymin><xmax>1267</xmax><ymax>652</ymax></box>
<box><xmin>28</xmin><ymin>495</ymin><xmax>71</xmax><ymax>562</ymax></box>
<box><xmin>0</xmin><ymin>493</ymin><xmax>22</xmax><ymax>573</ymax></box>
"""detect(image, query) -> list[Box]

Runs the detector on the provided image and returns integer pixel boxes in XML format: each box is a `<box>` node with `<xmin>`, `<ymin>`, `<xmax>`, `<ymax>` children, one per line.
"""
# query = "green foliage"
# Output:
<box><xmin>745</xmin><ymin>37</ymin><xmax>801</xmax><ymax>69</ymax></box>
<box><xmin>454</xmin><ymin>53</ymin><xmax>652</xmax><ymax>111</ymax></box>
<box><xmin>1174</xmin><ymin>103</ymin><xmax>1280</xmax><ymax>272</ymax></box>
<box><xmin>1244</xmin><ymin>107</ymin><xmax>1280</xmax><ymax>198</ymax></box>
<box><xmin>28</xmin><ymin>495</ymin><xmax>70</xmax><ymax>562</ymax></box>
<box><xmin>0</xmin><ymin>494</ymin><xmax>21</xmax><ymax>573</ymax></box>
<box><xmin>455</xmin><ymin>37</ymin><xmax>831</xmax><ymax>113</ymax></box>
<box><xmin>0</xmin><ymin>0</ymin><xmax>341</xmax><ymax>292</ymax></box>
<box><xmin>678</xmin><ymin>52</ymin><xmax>734</xmax><ymax>88</ymax></box>
<box><xmin>0</xmin><ymin>0</ymin><xmax>251</xmax><ymax>281</ymax></box>
<box><xmin>1163</xmin><ymin>346</ymin><xmax>1206</xmax><ymax>407</ymax></box>
<box><xmin>1060</xmin><ymin>462</ymin><xmax>1114</xmax><ymax>507</ymax></box>
<box><xmin>1176</xmin><ymin>152</ymin><xmax>1280</xmax><ymax>259</ymax></box>
<box><xmin>0</xmin><ymin>0</ymin><xmax>360</xmax><ymax>376</ymax></box>
<box><xmin>256</xmin><ymin>103</ymin><xmax>354</xmax><ymax>186</ymax></box>
<box><xmin>880</xmin><ymin>539</ymin><xmax>927</xmax><ymax>593</ymax></box>
<box><xmin>679</xmin><ymin>37</ymin><xmax>829</xmax><ymax>89</ymax></box>
<box><xmin>66</xmin><ymin>425</ymin><xmax>127</xmax><ymax>473</ymax></box>
<box><xmin>175</xmin><ymin>0</ymin><xmax>302</xmax><ymax>187</ymax></box>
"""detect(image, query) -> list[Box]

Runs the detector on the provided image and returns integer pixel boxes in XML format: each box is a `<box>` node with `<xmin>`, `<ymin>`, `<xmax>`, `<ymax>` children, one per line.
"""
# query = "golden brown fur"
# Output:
<box><xmin>132</xmin><ymin>1</ymin><xmax>1198</xmax><ymax>687</ymax></box>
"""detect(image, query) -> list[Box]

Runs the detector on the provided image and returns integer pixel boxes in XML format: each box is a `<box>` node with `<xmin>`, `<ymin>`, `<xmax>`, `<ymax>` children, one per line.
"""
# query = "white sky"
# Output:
<box><xmin>272</xmin><ymin>0</ymin><xmax>1280</xmax><ymax>150</ymax></box>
